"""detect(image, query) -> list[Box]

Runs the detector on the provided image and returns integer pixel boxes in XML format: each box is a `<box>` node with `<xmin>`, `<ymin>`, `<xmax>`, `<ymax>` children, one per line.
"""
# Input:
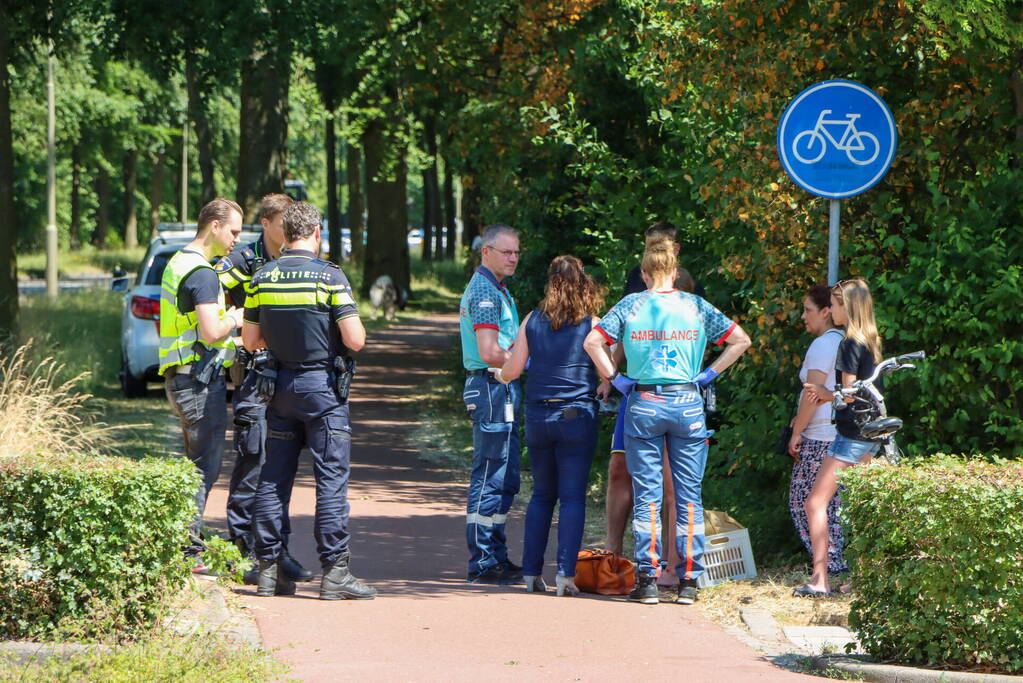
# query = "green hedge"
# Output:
<box><xmin>0</xmin><ymin>455</ymin><xmax>198</xmax><ymax>639</ymax></box>
<box><xmin>841</xmin><ymin>456</ymin><xmax>1023</xmax><ymax>673</ymax></box>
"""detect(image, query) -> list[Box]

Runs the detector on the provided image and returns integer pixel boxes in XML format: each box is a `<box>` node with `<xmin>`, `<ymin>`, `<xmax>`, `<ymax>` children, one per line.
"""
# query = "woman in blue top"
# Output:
<box><xmin>583</xmin><ymin>239</ymin><xmax>751</xmax><ymax>605</ymax></box>
<box><xmin>492</xmin><ymin>255</ymin><xmax>608</xmax><ymax>596</ymax></box>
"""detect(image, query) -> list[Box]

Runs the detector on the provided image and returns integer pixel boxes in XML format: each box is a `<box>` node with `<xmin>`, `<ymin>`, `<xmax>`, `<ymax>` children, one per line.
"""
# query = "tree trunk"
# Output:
<box><xmin>325</xmin><ymin>115</ymin><xmax>341</xmax><ymax>264</ymax></box>
<box><xmin>149</xmin><ymin>149</ymin><xmax>166</xmax><ymax>234</ymax></box>
<box><xmin>186</xmin><ymin>55</ymin><xmax>218</xmax><ymax>205</ymax></box>
<box><xmin>347</xmin><ymin>142</ymin><xmax>365</xmax><ymax>267</ymax></box>
<box><xmin>461</xmin><ymin>172</ymin><xmax>482</xmax><ymax>249</ymax></box>
<box><xmin>363</xmin><ymin>119</ymin><xmax>410</xmax><ymax>297</ymax></box>
<box><xmin>0</xmin><ymin>16</ymin><xmax>18</xmax><ymax>340</ymax></box>
<box><xmin>91</xmin><ymin>163</ymin><xmax>111</xmax><ymax>247</ymax></box>
<box><xmin>443</xmin><ymin>158</ymin><xmax>457</xmax><ymax>258</ymax></box>
<box><xmin>123</xmin><ymin>148</ymin><xmax>138</xmax><ymax>248</ymax></box>
<box><xmin>425</xmin><ymin>118</ymin><xmax>442</xmax><ymax>259</ymax></box>
<box><xmin>70</xmin><ymin>143</ymin><xmax>82</xmax><ymax>249</ymax></box>
<box><xmin>420</xmin><ymin>164</ymin><xmax>433</xmax><ymax>262</ymax></box>
<box><xmin>236</xmin><ymin>44</ymin><xmax>291</xmax><ymax>221</ymax></box>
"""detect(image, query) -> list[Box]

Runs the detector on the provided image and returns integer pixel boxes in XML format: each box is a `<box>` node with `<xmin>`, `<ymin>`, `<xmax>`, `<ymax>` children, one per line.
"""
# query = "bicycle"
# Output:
<box><xmin>792</xmin><ymin>110</ymin><xmax>880</xmax><ymax>166</ymax></box>
<box><xmin>831</xmin><ymin>351</ymin><xmax>925</xmax><ymax>464</ymax></box>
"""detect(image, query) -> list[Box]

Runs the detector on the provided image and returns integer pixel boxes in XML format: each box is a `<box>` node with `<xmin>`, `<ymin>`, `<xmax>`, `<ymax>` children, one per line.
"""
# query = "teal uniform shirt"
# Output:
<box><xmin>596</xmin><ymin>289</ymin><xmax>736</xmax><ymax>384</ymax></box>
<box><xmin>459</xmin><ymin>266</ymin><xmax>519</xmax><ymax>370</ymax></box>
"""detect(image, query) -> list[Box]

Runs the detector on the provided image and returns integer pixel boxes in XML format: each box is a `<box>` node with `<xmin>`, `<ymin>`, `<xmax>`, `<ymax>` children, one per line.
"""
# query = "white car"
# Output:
<box><xmin>114</xmin><ymin>224</ymin><xmax>261</xmax><ymax>398</ymax></box>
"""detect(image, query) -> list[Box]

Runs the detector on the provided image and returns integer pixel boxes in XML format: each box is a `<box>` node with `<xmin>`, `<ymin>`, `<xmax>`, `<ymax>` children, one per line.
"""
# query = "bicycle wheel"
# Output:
<box><xmin>792</xmin><ymin>130</ymin><xmax>826</xmax><ymax>164</ymax></box>
<box><xmin>846</xmin><ymin>131</ymin><xmax>880</xmax><ymax>165</ymax></box>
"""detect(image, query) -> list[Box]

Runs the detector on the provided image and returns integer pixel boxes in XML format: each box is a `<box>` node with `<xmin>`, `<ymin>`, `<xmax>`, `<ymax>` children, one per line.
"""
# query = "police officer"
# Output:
<box><xmin>583</xmin><ymin>238</ymin><xmax>751</xmax><ymax>606</ymax></box>
<box><xmin>242</xmin><ymin>201</ymin><xmax>376</xmax><ymax>600</ymax></box>
<box><xmin>459</xmin><ymin>224</ymin><xmax>523</xmax><ymax>584</ymax></box>
<box><xmin>159</xmin><ymin>198</ymin><xmax>244</xmax><ymax>571</ymax></box>
<box><xmin>216</xmin><ymin>193</ymin><xmax>312</xmax><ymax>584</ymax></box>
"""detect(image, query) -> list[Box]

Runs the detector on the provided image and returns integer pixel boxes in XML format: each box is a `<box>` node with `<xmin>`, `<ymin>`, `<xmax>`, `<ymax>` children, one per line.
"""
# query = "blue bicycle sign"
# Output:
<box><xmin>792</xmin><ymin>110</ymin><xmax>879</xmax><ymax>166</ymax></box>
<box><xmin>778</xmin><ymin>80</ymin><xmax>896</xmax><ymax>198</ymax></box>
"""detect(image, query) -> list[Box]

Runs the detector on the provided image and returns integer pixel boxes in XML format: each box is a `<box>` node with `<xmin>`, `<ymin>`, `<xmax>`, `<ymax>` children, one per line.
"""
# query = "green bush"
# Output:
<box><xmin>0</xmin><ymin>454</ymin><xmax>198</xmax><ymax>640</ymax></box>
<box><xmin>841</xmin><ymin>456</ymin><xmax>1023</xmax><ymax>673</ymax></box>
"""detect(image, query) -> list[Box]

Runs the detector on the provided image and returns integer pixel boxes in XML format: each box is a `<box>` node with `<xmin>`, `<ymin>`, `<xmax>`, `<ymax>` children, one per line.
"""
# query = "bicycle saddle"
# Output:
<box><xmin>861</xmin><ymin>416</ymin><xmax>903</xmax><ymax>440</ymax></box>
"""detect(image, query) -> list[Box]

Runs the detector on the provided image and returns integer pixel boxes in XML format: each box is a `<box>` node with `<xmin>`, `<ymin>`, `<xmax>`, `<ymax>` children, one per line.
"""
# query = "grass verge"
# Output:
<box><xmin>0</xmin><ymin>631</ymin><xmax>287</xmax><ymax>682</ymax></box>
<box><xmin>18</xmin><ymin>246</ymin><xmax>147</xmax><ymax>279</ymax></box>
<box><xmin>698</xmin><ymin>567</ymin><xmax>852</xmax><ymax>630</ymax></box>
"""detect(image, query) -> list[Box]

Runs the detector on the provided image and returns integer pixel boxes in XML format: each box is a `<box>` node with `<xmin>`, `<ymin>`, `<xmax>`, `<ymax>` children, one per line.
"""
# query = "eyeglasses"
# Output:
<box><xmin>832</xmin><ymin>278</ymin><xmax>857</xmax><ymax>290</ymax></box>
<box><xmin>486</xmin><ymin>247</ymin><xmax>521</xmax><ymax>258</ymax></box>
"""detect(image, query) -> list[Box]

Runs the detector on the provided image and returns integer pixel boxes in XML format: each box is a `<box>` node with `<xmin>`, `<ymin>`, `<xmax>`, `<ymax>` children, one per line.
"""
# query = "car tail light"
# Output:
<box><xmin>131</xmin><ymin>296</ymin><xmax>160</xmax><ymax>321</ymax></box>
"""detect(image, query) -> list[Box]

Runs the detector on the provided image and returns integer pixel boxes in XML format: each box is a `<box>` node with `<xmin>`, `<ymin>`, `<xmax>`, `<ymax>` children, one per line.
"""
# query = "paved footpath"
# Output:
<box><xmin>206</xmin><ymin>313</ymin><xmax>823</xmax><ymax>682</ymax></box>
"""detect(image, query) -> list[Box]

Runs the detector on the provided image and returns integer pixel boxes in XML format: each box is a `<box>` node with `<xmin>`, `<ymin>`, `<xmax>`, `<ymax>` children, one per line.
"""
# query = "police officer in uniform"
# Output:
<box><xmin>242</xmin><ymin>201</ymin><xmax>376</xmax><ymax>600</ymax></box>
<box><xmin>216</xmin><ymin>193</ymin><xmax>312</xmax><ymax>584</ymax></box>
<box><xmin>159</xmin><ymin>198</ymin><xmax>244</xmax><ymax>570</ymax></box>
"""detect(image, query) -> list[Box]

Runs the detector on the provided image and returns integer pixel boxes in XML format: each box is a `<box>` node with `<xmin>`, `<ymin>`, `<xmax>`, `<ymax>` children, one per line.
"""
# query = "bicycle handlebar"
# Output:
<box><xmin>833</xmin><ymin>350</ymin><xmax>926</xmax><ymax>408</ymax></box>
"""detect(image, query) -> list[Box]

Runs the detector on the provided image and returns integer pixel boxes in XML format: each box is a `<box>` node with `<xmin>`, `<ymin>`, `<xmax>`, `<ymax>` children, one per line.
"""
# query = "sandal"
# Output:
<box><xmin>792</xmin><ymin>584</ymin><xmax>831</xmax><ymax>598</ymax></box>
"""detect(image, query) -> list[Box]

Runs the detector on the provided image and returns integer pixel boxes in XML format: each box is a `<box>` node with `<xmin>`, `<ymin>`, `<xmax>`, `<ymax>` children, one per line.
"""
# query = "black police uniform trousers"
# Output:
<box><xmin>253</xmin><ymin>367</ymin><xmax>352</xmax><ymax>568</ymax></box>
<box><xmin>226</xmin><ymin>368</ymin><xmax>291</xmax><ymax>554</ymax></box>
<box><xmin>164</xmin><ymin>370</ymin><xmax>227</xmax><ymax>557</ymax></box>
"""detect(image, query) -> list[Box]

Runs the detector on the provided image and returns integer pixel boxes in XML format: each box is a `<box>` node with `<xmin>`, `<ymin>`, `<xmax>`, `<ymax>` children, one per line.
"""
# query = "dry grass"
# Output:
<box><xmin>697</xmin><ymin>567</ymin><xmax>853</xmax><ymax>630</ymax></box>
<box><xmin>0</xmin><ymin>342</ymin><xmax>113</xmax><ymax>460</ymax></box>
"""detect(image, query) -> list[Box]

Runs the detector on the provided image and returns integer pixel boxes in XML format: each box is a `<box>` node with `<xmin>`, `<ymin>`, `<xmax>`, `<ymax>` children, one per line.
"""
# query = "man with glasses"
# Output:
<box><xmin>459</xmin><ymin>224</ymin><xmax>524</xmax><ymax>584</ymax></box>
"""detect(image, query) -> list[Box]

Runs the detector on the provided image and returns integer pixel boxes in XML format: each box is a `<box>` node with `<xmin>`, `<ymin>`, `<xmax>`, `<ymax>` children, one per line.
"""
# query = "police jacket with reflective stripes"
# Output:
<box><xmin>243</xmin><ymin>250</ymin><xmax>359</xmax><ymax>369</ymax></box>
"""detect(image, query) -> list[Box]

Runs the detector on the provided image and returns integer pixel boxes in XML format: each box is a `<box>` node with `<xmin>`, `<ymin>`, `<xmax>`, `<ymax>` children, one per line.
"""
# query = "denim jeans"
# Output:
<box><xmin>624</xmin><ymin>388</ymin><xmax>709</xmax><ymax>580</ymax></box>
<box><xmin>522</xmin><ymin>401</ymin><xmax>597</xmax><ymax>577</ymax></box>
<box><xmin>165</xmin><ymin>371</ymin><xmax>227</xmax><ymax>557</ymax></box>
<box><xmin>254</xmin><ymin>369</ymin><xmax>352</xmax><ymax>567</ymax></box>
<box><xmin>462</xmin><ymin>373</ymin><xmax>521</xmax><ymax>576</ymax></box>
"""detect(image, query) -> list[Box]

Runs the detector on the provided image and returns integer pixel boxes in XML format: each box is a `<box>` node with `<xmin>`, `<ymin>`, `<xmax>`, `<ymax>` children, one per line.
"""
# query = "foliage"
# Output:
<box><xmin>0</xmin><ymin>454</ymin><xmax>197</xmax><ymax>639</ymax></box>
<box><xmin>841</xmin><ymin>456</ymin><xmax>1023</xmax><ymax>673</ymax></box>
<box><xmin>0</xmin><ymin>631</ymin><xmax>287</xmax><ymax>682</ymax></box>
<box><xmin>441</xmin><ymin>0</ymin><xmax>1023</xmax><ymax>561</ymax></box>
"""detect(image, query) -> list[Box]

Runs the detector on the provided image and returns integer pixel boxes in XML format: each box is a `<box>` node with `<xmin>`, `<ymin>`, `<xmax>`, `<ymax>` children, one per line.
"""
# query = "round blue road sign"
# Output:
<box><xmin>777</xmin><ymin>80</ymin><xmax>897</xmax><ymax>199</ymax></box>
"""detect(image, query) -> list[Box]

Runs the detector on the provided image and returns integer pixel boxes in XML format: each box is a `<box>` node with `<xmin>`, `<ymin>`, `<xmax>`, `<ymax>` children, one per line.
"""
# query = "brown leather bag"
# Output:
<box><xmin>574</xmin><ymin>548</ymin><xmax>636</xmax><ymax>595</ymax></box>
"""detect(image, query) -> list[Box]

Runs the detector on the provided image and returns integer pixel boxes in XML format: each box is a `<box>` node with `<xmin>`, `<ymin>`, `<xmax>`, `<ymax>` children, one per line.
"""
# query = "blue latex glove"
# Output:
<box><xmin>694</xmin><ymin>367</ymin><xmax>719</xmax><ymax>388</ymax></box>
<box><xmin>611</xmin><ymin>373</ymin><xmax>637</xmax><ymax>396</ymax></box>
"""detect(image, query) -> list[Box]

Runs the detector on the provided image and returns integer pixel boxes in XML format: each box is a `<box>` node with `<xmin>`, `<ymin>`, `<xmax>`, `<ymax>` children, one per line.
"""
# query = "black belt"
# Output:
<box><xmin>467</xmin><ymin>368</ymin><xmax>491</xmax><ymax>376</ymax></box>
<box><xmin>635</xmin><ymin>383</ymin><xmax>697</xmax><ymax>393</ymax></box>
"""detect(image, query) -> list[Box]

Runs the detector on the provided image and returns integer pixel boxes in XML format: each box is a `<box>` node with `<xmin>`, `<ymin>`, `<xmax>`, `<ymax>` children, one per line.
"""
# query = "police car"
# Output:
<box><xmin>114</xmin><ymin>223</ymin><xmax>261</xmax><ymax>398</ymax></box>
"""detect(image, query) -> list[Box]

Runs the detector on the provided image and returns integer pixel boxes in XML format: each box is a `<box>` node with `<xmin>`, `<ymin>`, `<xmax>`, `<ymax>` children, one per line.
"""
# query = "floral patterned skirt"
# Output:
<box><xmin>789</xmin><ymin>436</ymin><xmax>848</xmax><ymax>574</ymax></box>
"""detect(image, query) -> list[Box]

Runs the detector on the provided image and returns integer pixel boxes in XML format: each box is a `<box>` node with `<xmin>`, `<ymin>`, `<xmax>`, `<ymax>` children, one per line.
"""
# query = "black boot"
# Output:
<box><xmin>256</xmin><ymin>559</ymin><xmax>297</xmax><ymax>597</ymax></box>
<box><xmin>675</xmin><ymin>578</ymin><xmax>699</xmax><ymax>605</ymax></box>
<box><xmin>234</xmin><ymin>538</ymin><xmax>259</xmax><ymax>586</ymax></box>
<box><xmin>280</xmin><ymin>551</ymin><xmax>314</xmax><ymax>582</ymax></box>
<box><xmin>628</xmin><ymin>574</ymin><xmax>659</xmax><ymax>605</ymax></box>
<box><xmin>320</xmin><ymin>554</ymin><xmax>377</xmax><ymax>600</ymax></box>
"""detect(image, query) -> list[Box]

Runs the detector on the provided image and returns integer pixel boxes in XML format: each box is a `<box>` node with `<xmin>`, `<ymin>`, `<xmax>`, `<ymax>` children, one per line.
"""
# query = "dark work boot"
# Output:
<box><xmin>628</xmin><ymin>574</ymin><xmax>659</xmax><ymax>605</ymax></box>
<box><xmin>675</xmin><ymin>578</ymin><xmax>699</xmax><ymax>605</ymax></box>
<box><xmin>320</xmin><ymin>555</ymin><xmax>377</xmax><ymax>600</ymax></box>
<box><xmin>234</xmin><ymin>538</ymin><xmax>259</xmax><ymax>586</ymax></box>
<box><xmin>256</xmin><ymin>559</ymin><xmax>297</xmax><ymax>597</ymax></box>
<box><xmin>280</xmin><ymin>551</ymin><xmax>314</xmax><ymax>582</ymax></box>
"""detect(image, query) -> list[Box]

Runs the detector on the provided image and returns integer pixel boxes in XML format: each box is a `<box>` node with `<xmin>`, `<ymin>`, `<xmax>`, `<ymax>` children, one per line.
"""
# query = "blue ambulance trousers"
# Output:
<box><xmin>462</xmin><ymin>373</ymin><xmax>521</xmax><ymax>576</ymax></box>
<box><xmin>624</xmin><ymin>388</ymin><xmax>709</xmax><ymax>580</ymax></box>
<box><xmin>226</xmin><ymin>369</ymin><xmax>290</xmax><ymax>555</ymax></box>
<box><xmin>254</xmin><ymin>368</ymin><xmax>352</xmax><ymax>568</ymax></box>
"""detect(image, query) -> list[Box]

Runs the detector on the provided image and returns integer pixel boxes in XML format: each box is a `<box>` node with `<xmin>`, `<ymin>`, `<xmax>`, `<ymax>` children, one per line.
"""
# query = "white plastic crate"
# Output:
<box><xmin>696</xmin><ymin>527</ymin><xmax>757</xmax><ymax>588</ymax></box>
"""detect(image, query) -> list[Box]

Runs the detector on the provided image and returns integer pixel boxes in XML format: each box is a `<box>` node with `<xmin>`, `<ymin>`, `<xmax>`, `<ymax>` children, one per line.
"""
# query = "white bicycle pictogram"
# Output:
<box><xmin>792</xmin><ymin>110</ymin><xmax>880</xmax><ymax>165</ymax></box>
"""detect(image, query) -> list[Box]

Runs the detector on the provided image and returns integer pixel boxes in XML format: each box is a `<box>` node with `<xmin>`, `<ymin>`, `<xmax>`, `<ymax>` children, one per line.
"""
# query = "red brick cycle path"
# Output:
<box><xmin>206</xmin><ymin>313</ymin><xmax>822</xmax><ymax>682</ymax></box>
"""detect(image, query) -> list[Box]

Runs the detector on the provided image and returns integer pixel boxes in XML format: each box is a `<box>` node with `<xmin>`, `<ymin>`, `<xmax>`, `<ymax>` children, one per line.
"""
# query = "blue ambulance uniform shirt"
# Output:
<box><xmin>459</xmin><ymin>266</ymin><xmax>519</xmax><ymax>370</ymax></box>
<box><xmin>596</xmin><ymin>289</ymin><xmax>736</xmax><ymax>384</ymax></box>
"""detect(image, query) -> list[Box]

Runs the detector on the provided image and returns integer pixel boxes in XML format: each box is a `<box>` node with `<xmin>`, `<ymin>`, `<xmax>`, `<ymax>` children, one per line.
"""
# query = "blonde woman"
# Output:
<box><xmin>583</xmin><ymin>239</ymin><xmax>751</xmax><ymax>605</ymax></box>
<box><xmin>796</xmin><ymin>278</ymin><xmax>884</xmax><ymax>596</ymax></box>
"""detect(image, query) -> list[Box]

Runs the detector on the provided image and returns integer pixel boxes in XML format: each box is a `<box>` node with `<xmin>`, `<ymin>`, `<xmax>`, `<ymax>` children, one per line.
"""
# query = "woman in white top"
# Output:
<box><xmin>787</xmin><ymin>285</ymin><xmax>847</xmax><ymax>576</ymax></box>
